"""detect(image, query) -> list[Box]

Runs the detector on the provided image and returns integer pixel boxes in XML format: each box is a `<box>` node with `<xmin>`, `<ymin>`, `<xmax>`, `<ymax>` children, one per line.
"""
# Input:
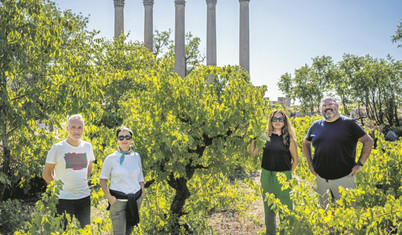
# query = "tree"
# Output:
<box><xmin>0</xmin><ymin>0</ymin><xmax>99</xmax><ymax>201</ymax></box>
<box><xmin>334</xmin><ymin>54</ymin><xmax>366</xmax><ymax>116</ymax></box>
<box><xmin>392</xmin><ymin>20</ymin><xmax>402</xmax><ymax>48</ymax></box>
<box><xmin>363</xmin><ymin>56</ymin><xmax>402</xmax><ymax>126</ymax></box>
<box><xmin>277</xmin><ymin>72</ymin><xmax>294</xmax><ymax>103</ymax></box>
<box><xmin>336</xmin><ymin>55</ymin><xmax>401</xmax><ymax>126</ymax></box>
<box><xmin>153</xmin><ymin>29</ymin><xmax>173</xmax><ymax>58</ymax></box>
<box><xmin>119</xmin><ymin>63</ymin><xmax>267</xmax><ymax>232</ymax></box>
<box><xmin>386</xmin><ymin>58</ymin><xmax>402</xmax><ymax>126</ymax></box>
<box><xmin>184</xmin><ymin>32</ymin><xmax>205</xmax><ymax>75</ymax></box>
<box><xmin>92</xmin><ymin>35</ymin><xmax>154</xmax><ymax>128</ymax></box>
<box><xmin>152</xmin><ymin>30</ymin><xmax>205</xmax><ymax>77</ymax></box>
<box><xmin>278</xmin><ymin>54</ymin><xmax>401</xmax><ymax>126</ymax></box>
<box><xmin>278</xmin><ymin>65</ymin><xmax>323</xmax><ymax>113</ymax></box>
<box><xmin>309</xmin><ymin>56</ymin><xmax>333</xmax><ymax>110</ymax></box>
<box><xmin>278</xmin><ymin>56</ymin><xmax>334</xmax><ymax>113</ymax></box>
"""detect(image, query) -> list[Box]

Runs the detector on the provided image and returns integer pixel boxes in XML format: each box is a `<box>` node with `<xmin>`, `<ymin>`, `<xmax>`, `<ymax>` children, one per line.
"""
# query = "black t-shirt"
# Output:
<box><xmin>261</xmin><ymin>134</ymin><xmax>292</xmax><ymax>171</ymax></box>
<box><xmin>305</xmin><ymin>115</ymin><xmax>367</xmax><ymax>179</ymax></box>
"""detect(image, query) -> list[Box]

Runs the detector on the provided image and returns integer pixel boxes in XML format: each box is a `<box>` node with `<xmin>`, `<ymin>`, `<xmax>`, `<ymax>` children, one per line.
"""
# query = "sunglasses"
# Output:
<box><xmin>272</xmin><ymin>117</ymin><xmax>285</xmax><ymax>122</ymax></box>
<box><xmin>117</xmin><ymin>135</ymin><xmax>132</xmax><ymax>141</ymax></box>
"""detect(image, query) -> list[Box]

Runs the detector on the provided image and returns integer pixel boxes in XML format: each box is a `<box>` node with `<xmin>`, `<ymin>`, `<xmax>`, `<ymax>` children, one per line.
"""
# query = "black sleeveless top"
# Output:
<box><xmin>261</xmin><ymin>134</ymin><xmax>292</xmax><ymax>171</ymax></box>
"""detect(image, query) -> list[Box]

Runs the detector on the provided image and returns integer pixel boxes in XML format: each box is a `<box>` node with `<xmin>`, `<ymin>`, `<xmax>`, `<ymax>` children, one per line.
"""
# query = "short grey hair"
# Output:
<box><xmin>321</xmin><ymin>96</ymin><xmax>337</xmax><ymax>104</ymax></box>
<box><xmin>67</xmin><ymin>114</ymin><xmax>85</xmax><ymax>126</ymax></box>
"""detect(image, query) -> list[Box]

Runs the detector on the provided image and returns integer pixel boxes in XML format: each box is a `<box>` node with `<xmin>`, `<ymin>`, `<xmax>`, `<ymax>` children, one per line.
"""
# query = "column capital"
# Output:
<box><xmin>175</xmin><ymin>0</ymin><xmax>186</xmax><ymax>5</ymax></box>
<box><xmin>143</xmin><ymin>0</ymin><xmax>154</xmax><ymax>6</ymax></box>
<box><xmin>114</xmin><ymin>0</ymin><xmax>125</xmax><ymax>7</ymax></box>
<box><xmin>206</xmin><ymin>0</ymin><xmax>217</xmax><ymax>5</ymax></box>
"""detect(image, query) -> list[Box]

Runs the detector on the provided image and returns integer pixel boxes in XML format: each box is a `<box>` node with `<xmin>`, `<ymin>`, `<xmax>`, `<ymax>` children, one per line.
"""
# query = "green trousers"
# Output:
<box><xmin>260</xmin><ymin>169</ymin><xmax>292</xmax><ymax>235</ymax></box>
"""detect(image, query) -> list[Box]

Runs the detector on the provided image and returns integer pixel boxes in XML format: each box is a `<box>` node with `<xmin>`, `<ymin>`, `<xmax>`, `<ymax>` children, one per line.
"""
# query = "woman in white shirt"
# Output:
<box><xmin>100</xmin><ymin>126</ymin><xmax>145</xmax><ymax>235</ymax></box>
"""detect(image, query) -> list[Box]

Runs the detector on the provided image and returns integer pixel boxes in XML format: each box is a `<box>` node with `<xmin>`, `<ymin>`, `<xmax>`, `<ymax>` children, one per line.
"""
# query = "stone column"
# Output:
<box><xmin>143</xmin><ymin>0</ymin><xmax>154</xmax><ymax>52</ymax></box>
<box><xmin>239</xmin><ymin>0</ymin><xmax>250</xmax><ymax>72</ymax></box>
<box><xmin>206</xmin><ymin>0</ymin><xmax>217</xmax><ymax>66</ymax></box>
<box><xmin>175</xmin><ymin>0</ymin><xmax>186</xmax><ymax>78</ymax></box>
<box><xmin>114</xmin><ymin>0</ymin><xmax>125</xmax><ymax>38</ymax></box>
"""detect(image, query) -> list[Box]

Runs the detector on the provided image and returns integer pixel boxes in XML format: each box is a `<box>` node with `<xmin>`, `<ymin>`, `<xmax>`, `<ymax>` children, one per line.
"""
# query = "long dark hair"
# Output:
<box><xmin>265</xmin><ymin>110</ymin><xmax>295</xmax><ymax>146</ymax></box>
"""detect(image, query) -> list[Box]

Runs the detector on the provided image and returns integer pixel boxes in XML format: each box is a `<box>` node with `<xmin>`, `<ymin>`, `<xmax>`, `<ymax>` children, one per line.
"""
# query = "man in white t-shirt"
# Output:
<box><xmin>42</xmin><ymin>114</ymin><xmax>95</xmax><ymax>228</ymax></box>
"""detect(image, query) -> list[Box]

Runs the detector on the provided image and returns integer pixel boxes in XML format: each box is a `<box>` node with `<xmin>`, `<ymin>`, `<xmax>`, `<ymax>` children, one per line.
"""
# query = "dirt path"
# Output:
<box><xmin>208</xmin><ymin>173</ymin><xmax>266</xmax><ymax>234</ymax></box>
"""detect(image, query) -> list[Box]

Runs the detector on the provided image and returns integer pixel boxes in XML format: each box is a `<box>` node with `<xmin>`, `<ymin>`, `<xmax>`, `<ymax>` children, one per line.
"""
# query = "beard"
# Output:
<box><xmin>322</xmin><ymin>108</ymin><xmax>338</xmax><ymax>120</ymax></box>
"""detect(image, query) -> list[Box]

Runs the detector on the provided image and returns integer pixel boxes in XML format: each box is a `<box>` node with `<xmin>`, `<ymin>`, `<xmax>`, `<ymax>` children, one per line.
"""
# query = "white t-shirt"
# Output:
<box><xmin>46</xmin><ymin>140</ymin><xmax>95</xmax><ymax>199</ymax></box>
<box><xmin>99</xmin><ymin>151</ymin><xmax>144</xmax><ymax>194</ymax></box>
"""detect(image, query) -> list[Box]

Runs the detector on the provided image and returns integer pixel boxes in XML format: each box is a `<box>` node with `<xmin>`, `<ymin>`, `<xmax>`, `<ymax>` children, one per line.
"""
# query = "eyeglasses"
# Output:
<box><xmin>117</xmin><ymin>135</ymin><xmax>132</xmax><ymax>141</ymax></box>
<box><xmin>271</xmin><ymin>117</ymin><xmax>285</xmax><ymax>122</ymax></box>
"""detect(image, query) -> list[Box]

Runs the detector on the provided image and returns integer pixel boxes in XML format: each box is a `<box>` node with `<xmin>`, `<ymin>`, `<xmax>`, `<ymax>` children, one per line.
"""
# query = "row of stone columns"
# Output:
<box><xmin>114</xmin><ymin>0</ymin><xmax>155</xmax><ymax>53</ymax></box>
<box><xmin>113</xmin><ymin>0</ymin><xmax>250</xmax><ymax>77</ymax></box>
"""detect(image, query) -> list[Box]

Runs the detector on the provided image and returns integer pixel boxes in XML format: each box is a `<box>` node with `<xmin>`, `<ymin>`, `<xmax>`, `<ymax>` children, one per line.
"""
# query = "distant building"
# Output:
<box><xmin>269</xmin><ymin>95</ymin><xmax>291</xmax><ymax>108</ymax></box>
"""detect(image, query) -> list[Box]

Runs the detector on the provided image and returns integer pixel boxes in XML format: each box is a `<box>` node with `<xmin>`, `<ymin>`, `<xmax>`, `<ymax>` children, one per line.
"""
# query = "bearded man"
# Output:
<box><xmin>302</xmin><ymin>97</ymin><xmax>374</xmax><ymax>208</ymax></box>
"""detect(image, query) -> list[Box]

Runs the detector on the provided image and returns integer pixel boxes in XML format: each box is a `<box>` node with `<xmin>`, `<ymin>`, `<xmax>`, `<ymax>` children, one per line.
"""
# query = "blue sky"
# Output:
<box><xmin>53</xmin><ymin>0</ymin><xmax>402</xmax><ymax>101</ymax></box>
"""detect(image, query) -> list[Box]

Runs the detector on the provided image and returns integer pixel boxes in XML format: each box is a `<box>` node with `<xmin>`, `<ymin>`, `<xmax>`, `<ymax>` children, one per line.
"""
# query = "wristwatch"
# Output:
<box><xmin>355</xmin><ymin>161</ymin><xmax>363</xmax><ymax>167</ymax></box>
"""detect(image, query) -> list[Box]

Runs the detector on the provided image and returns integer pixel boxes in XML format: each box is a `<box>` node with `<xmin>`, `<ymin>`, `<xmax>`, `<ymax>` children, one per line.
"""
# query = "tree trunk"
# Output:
<box><xmin>394</xmin><ymin>105</ymin><xmax>400</xmax><ymax>126</ymax></box>
<box><xmin>386</xmin><ymin>98</ymin><xmax>394</xmax><ymax>126</ymax></box>
<box><xmin>167</xmin><ymin>175</ymin><xmax>191</xmax><ymax>233</ymax></box>
<box><xmin>386</xmin><ymin>92</ymin><xmax>396</xmax><ymax>126</ymax></box>
<box><xmin>166</xmin><ymin>163</ymin><xmax>195</xmax><ymax>233</ymax></box>
<box><xmin>358</xmin><ymin>104</ymin><xmax>365</xmax><ymax>126</ymax></box>
<box><xmin>340</xmin><ymin>95</ymin><xmax>350</xmax><ymax>116</ymax></box>
<box><xmin>370</xmin><ymin>90</ymin><xmax>380</xmax><ymax>124</ymax></box>
<box><xmin>0</xmin><ymin>124</ymin><xmax>10</xmax><ymax>201</ymax></box>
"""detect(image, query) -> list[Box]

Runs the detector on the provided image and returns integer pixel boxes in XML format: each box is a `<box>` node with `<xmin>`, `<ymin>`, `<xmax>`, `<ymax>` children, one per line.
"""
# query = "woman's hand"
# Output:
<box><xmin>249</xmin><ymin>139</ymin><xmax>263</xmax><ymax>157</ymax></box>
<box><xmin>109</xmin><ymin>196</ymin><xmax>117</xmax><ymax>205</ymax></box>
<box><xmin>140</xmin><ymin>182</ymin><xmax>146</xmax><ymax>198</ymax></box>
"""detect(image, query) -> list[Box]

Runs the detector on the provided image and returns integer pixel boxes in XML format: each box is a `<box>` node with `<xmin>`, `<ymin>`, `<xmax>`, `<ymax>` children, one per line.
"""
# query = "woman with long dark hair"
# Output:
<box><xmin>250</xmin><ymin>110</ymin><xmax>298</xmax><ymax>235</ymax></box>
